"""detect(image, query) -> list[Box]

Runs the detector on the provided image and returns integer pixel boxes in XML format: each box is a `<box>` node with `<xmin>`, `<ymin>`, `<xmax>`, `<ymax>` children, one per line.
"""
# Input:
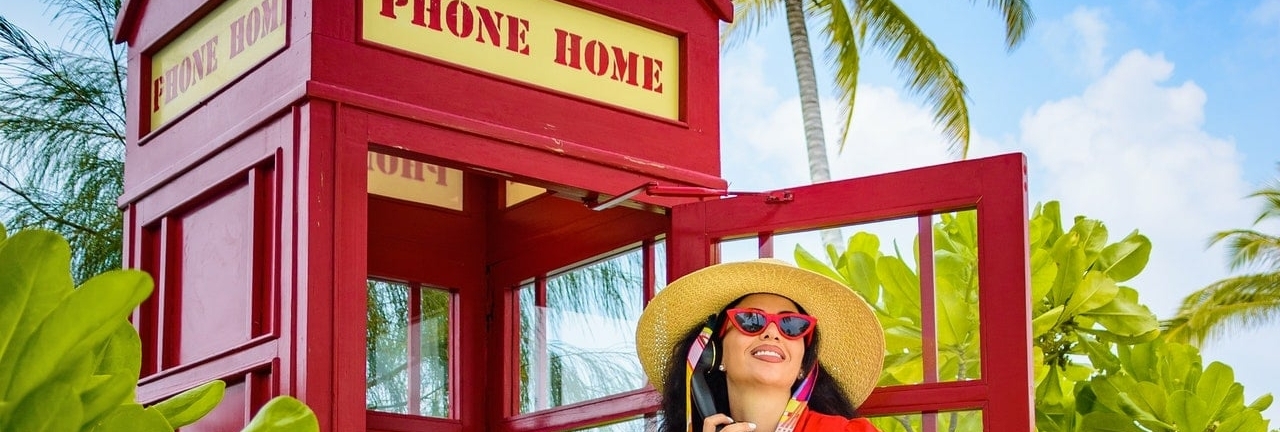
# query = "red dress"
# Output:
<box><xmin>796</xmin><ymin>410</ymin><xmax>880</xmax><ymax>432</ymax></box>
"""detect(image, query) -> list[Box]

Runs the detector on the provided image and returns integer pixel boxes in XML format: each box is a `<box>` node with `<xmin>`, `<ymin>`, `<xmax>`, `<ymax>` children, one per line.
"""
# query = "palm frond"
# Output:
<box><xmin>0</xmin><ymin>0</ymin><xmax>125</xmax><ymax>283</ymax></box>
<box><xmin>1209</xmin><ymin>228</ymin><xmax>1280</xmax><ymax>272</ymax></box>
<box><xmin>810</xmin><ymin>0</ymin><xmax>862</xmax><ymax>153</ymax></box>
<box><xmin>859</xmin><ymin>0</ymin><xmax>970</xmax><ymax>157</ymax></box>
<box><xmin>1248</xmin><ymin>179</ymin><xmax>1280</xmax><ymax>225</ymax></box>
<box><xmin>721</xmin><ymin>0</ymin><xmax>784</xmax><ymax>50</ymax></box>
<box><xmin>1163</xmin><ymin>273</ymin><xmax>1280</xmax><ymax>346</ymax></box>
<box><xmin>976</xmin><ymin>0</ymin><xmax>1034</xmax><ymax>49</ymax></box>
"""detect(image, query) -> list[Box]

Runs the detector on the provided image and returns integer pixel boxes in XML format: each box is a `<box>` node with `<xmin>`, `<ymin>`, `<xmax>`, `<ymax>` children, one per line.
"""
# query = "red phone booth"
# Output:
<box><xmin>113</xmin><ymin>0</ymin><xmax>1034</xmax><ymax>431</ymax></box>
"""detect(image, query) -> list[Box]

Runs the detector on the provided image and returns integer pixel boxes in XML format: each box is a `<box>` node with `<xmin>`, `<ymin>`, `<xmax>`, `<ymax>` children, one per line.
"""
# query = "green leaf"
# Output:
<box><xmin>1095</xmin><ymin>230</ymin><xmax>1151</xmax><ymax>282</ymax></box>
<box><xmin>1049</xmin><ymin>235</ymin><xmax>1087</xmax><ymax>307</ymax></box>
<box><xmin>6</xmin><ymin>270</ymin><xmax>152</xmax><ymax>404</ymax></box>
<box><xmin>153</xmin><ymin>380</ymin><xmax>226</xmax><ymax>428</ymax></box>
<box><xmin>1079</xmin><ymin>336</ymin><xmax>1120</xmax><ymax>374</ymax></box>
<box><xmin>1169</xmin><ymin>390</ymin><xmax>1211</xmax><ymax>432</ymax></box>
<box><xmin>1130</xmin><ymin>382</ymin><xmax>1169</xmax><ymax>425</ymax></box>
<box><xmin>1158</xmin><ymin>343</ymin><xmax>1200</xmax><ymax>392</ymax></box>
<box><xmin>1080</xmin><ymin>412</ymin><xmax>1143</xmax><ymax>432</ymax></box>
<box><xmin>6</xmin><ymin>379</ymin><xmax>82</xmax><ymax>432</ymax></box>
<box><xmin>844</xmin><ymin>252</ymin><xmax>880</xmax><ymax>304</ymax></box>
<box><xmin>1030</xmin><ymin>249</ymin><xmax>1058</xmax><ymax>310</ymax></box>
<box><xmin>1032</xmin><ymin>305</ymin><xmax>1065</xmax><ymax>338</ymax></box>
<box><xmin>877</xmin><ymin>256</ymin><xmax>920</xmax><ymax>319</ymax></box>
<box><xmin>1071</xmin><ymin>219</ymin><xmax>1109</xmax><ymax>262</ymax></box>
<box><xmin>934</xmin><ymin>261</ymin><xmax>973</xmax><ymax>347</ymax></box>
<box><xmin>1064</xmin><ymin>271</ymin><xmax>1119</xmax><ymax>318</ymax></box>
<box><xmin>1037</xmin><ymin>367</ymin><xmax>1065</xmax><ymax>406</ymax></box>
<box><xmin>1089</xmin><ymin>375</ymin><xmax>1132</xmax><ymax>414</ymax></box>
<box><xmin>0</xmin><ymin>230</ymin><xmax>75</xmax><ymax>390</ymax></box>
<box><xmin>794</xmin><ymin>246</ymin><xmax>846</xmax><ymax>284</ymax></box>
<box><xmin>90</xmin><ymin>404</ymin><xmax>173</xmax><ymax>432</ymax></box>
<box><xmin>1246</xmin><ymin>393</ymin><xmax>1272</xmax><ymax>412</ymax></box>
<box><xmin>1196</xmin><ymin>362</ymin><xmax>1234</xmax><ymax>420</ymax></box>
<box><xmin>1042</xmin><ymin>201</ymin><xmax>1066</xmax><ymax>245</ymax></box>
<box><xmin>1216</xmin><ymin>408</ymin><xmax>1265</xmax><ymax>432</ymax></box>
<box><xmin>80</xmin><ymin>324</ymin><xmax>145</xmax><ymax>427</ymax></box>
<box><xmin>1080</xmin><ymin>295</ymin><xmax>1158</xmax><ymax>338</ymax></box>
<box><xmin>241</xmin><ymin>396</ymin><xmax>319</xmax><ymax>432</ymax></box>
<box><xmin>846</xmin><ymin>231</ymin><xmax>881</xmax><ymax>259</ymax></box>
<box><xmin>1117</xmin><ymin>343</ymin><xmax>1156</xmax><ymax>383</ymax></box>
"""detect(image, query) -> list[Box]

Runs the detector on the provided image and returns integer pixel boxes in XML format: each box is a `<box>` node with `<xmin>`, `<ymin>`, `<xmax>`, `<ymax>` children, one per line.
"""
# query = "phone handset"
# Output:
<box><xmin>690</xmin><ymin>314</ymin><xmax>724</xmax><ymax>431</ymax></box>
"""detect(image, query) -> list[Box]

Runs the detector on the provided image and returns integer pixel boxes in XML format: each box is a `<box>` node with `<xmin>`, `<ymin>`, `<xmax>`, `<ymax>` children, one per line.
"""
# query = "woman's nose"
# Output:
<box><xmin>759</xmin><ymin>323</ymin><xmax>782</xmax><ymax>339</ymax></box>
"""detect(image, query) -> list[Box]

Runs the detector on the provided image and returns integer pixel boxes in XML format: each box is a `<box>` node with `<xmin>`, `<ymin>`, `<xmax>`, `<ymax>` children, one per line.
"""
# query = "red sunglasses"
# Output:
<box><xmin>719</xmin><ymin>308</ymin><xmax>817</xmax><ymax>342</ymax></box>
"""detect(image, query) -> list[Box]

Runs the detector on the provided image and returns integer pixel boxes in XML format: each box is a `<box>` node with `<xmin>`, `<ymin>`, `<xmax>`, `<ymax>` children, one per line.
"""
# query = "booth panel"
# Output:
<box><xmin>171</xmin><ymin>181</ymin><xmax>257</xmax><ymax>364</ymax></box>
<box><xmin>306</xmin><ymin>0</ymin><xmax>725</xmax><ymax>183</ymax></box>
<box><xmin>183</xmin><ymin>367</ymin><xmax>276</xmax><ymax>431</ymax></box>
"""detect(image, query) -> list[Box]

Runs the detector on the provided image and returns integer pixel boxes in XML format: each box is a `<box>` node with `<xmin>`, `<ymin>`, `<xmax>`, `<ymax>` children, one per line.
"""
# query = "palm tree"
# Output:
<box><xmin>1164</xmin><ymin>172</ymin><xmax>1280</xmax><ymax>345</ymax></box>
<box><xmin>723</xmin><ymin>0</ymin><xmax>1033</xmax><ymax>246</ymax></box>
<box><xmin>0</xmin><ymin>0</ymin><xmax>126</xmax><ymax>283</ymax></box>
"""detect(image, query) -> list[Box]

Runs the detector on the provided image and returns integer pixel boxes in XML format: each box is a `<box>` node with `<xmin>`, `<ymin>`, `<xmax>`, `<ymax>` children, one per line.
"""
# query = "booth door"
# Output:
<box><xmin>666</xmin><ymin>154</ymin><xmax>1032</xmax><ymax>431</ymax></box>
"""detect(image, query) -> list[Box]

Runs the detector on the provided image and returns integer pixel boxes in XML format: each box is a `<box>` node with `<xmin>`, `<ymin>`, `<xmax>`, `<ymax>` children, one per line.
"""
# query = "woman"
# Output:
<box><xmin>636</xmin><ymin>259</ymin><xmax>884</xmax><ymax>432</ymax></box>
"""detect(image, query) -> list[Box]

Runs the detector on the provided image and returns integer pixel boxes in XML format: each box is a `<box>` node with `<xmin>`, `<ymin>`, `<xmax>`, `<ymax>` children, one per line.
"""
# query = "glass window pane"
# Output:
<box><xmin>518</xmin><ymin>249</ymin><xmax>648</xmax><ymax>413</ymax></box>
<box><xmin>366</xmin><ymin>279</ymin><xmax>453</xmax><ymax>417</ymax></box>
<box><xmin>419</xmin><ymin>286</ymin><xmax>451</xmax><ymax>417</ymax></box>
<box><xmin>869</xmin><ymin>410</ymin><xmax>983</xmax><ymax>432</ymax></box>
<box><xmin>932</xmin><ymin>210</ymin><xmax>981</xmax><ymax>382</ymax></box>
<box><xmin>367</xmin><ymin>279</ymin><xmax>409</xmax><ymax>414</ymax></box>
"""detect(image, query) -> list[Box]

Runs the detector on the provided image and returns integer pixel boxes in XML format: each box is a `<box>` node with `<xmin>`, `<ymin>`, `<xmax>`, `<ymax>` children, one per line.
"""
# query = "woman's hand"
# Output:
<box><xmin>701</xmin><ymin>414</ymin><xmax>756</xmax><ymax>432</ymax></box>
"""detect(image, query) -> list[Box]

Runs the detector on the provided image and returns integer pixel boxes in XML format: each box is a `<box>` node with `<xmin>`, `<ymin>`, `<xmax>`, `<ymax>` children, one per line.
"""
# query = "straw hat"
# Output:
<box><xmin>635</xmin><ymin>259</ymin><xmax>884</xmax><ymax>406</ymax></box>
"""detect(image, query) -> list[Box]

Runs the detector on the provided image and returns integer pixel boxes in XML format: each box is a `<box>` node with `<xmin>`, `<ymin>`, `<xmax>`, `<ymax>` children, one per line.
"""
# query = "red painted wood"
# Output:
<box><xmin>918</xmin><ymin>214</ymin><xmax>938</xmax><ymax>385</ymax></box>
<box><xmin>176</xmin><ymin>182</ymin><xmax>256</xmax><ymax>364</ymax></box>
<box><xmin>503</xmin><ymin>389</ymin><xmax>660</xmax><ymax>432</ymax></box>
<box><xmin>758</xmin><ymin>231</ymin><xmax>774</xmax><ymax>258</ymax></box>
<box><xmin>319</xmin><ymin>85</ymin><xmax>727</xmax><ymax>206</ymax></box>
<box><xmin>110</xmin><ymin>2</ymin><xmax>778</xmax><ymax>431</ymax></box>
<box><xmin>408</xmin><ymin>284</ymin><xmax>423</xmax><ymax>415</ymax></box>
<box><xmin>137</xmin><ymin>338</ymin><xmax>277</xmax><ymax>402</ymax></box>
<box><xmin>917</xmin><ymin>214</ymin><xmax>939</xmax><ymax>432</ymax></box>
<box><xmin>296</xmin><ymin>100</ymin><xmax>339</xmax><ymax>431</ymax></box>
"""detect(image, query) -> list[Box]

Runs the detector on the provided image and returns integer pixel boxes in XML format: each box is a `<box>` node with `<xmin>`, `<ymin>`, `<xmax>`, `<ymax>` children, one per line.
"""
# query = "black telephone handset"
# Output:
<box><xmin>690</xmin><ymin>315</ymin><xmax>725</xmax><ymax>431</ymax></box>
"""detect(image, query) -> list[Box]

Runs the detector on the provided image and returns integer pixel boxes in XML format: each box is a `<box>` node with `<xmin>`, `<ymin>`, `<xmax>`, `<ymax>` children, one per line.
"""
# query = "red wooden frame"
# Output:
<box><xmin>669</xmin><ymin>153</ymin><xmax>1032</xmax><ymax>430</ymax></box>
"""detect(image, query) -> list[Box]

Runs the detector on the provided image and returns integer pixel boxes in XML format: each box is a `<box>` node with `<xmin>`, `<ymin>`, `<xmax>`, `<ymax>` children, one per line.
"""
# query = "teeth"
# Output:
<box><xmin>753</xmin><ymin>350</ymin><xmax>782</xmax><ymax>359</ymax></box>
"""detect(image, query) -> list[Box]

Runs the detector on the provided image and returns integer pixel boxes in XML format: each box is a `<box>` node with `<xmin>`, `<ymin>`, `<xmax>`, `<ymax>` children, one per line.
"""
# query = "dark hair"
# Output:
<box><xmin>657</xmin><ymin>295</ymin><xmax>857</xmax><ymax>432</ymax></box>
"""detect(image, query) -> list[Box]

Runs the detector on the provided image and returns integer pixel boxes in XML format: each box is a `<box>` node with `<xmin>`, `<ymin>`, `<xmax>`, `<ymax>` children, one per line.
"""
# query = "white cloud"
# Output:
<box><xmin>1042</xmin><ymin>6</ymin><xmax>1111</xmax><ymax>77</ymax></box>
<box><xmin>1018</xmin><ymin>49</ymin><xmax>1277</xmax><ymax>415</ymax></box>
<box><xmin>1253</xmin><ymin>0</ymin><xmax>1280</xmax><ymax>26</ymax></box>
<box><xmin>1020</xmin><ymin>50</ymin><xmax>1250</xmax><ymax>316</ymax></box>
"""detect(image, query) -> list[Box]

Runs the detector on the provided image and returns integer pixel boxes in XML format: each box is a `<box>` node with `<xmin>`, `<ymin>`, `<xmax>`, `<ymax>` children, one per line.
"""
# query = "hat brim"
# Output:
<box><xmin>636</xmin><ymin>259</ymin><xmax>884</xmax><ymax>406</ymax></box>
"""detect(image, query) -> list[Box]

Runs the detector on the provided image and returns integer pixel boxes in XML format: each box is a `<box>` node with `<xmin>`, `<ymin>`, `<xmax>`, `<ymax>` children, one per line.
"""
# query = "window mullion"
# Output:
<box><xmin>535</xmin><ymin>275</ymin><xmax>549</xmax><ymax>411</ymax></box>
<box><xmin>408</xmin><ymin>282</ymin><xmax>423</xmax><ymax>415</ymax></box>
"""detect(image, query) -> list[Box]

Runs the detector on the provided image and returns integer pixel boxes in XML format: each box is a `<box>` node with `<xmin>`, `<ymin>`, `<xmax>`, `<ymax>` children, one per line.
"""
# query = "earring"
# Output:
<box><xmin>718</xmin><ymin>364</ymin><xmax>726</xmax><ymax>372</ymax></box>
<box><xmin>797</xmin><ymin>371</ymin><xmax>805</xmax><ymax>379</ymax></box>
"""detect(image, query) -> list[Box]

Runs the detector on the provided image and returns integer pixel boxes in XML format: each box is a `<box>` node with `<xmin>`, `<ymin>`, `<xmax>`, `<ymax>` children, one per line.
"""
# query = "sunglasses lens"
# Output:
<box><xmin>733</xmin><ymin>311</ymin><xmax>767</xmax><ymax>334</ymax></box>
<box><xmin>779</xmin><ymin>316</ymin><xmax>813</xmax><ymax>338</ymax></box>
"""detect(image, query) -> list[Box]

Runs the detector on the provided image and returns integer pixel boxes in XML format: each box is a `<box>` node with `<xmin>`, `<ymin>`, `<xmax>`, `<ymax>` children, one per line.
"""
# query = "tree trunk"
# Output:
<box><xmin>784</xmin><ymin>0</ymin><xmax>843</xmax><ymax>248</ymax></box>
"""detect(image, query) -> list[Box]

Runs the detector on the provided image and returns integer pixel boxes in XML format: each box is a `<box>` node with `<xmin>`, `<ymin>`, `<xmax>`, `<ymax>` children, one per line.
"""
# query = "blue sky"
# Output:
<box><xmin>5</xmin><ymin>0</ymin><xmax>1278</xmax><ymax>423</ymax></box>
<box><xmin>718</xmin><ymin>0</ymin><xmax>1279</xmax><ymax>421</ymax></box>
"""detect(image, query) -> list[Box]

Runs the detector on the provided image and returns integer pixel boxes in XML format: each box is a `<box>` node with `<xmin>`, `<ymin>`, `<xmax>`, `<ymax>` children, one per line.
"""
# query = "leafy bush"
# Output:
<box><xmin>796</xmin><ymin>202</ymin><xmax>1274</xmax><ymax>432</ymax></box>
<box><xmin>0</xmin><ymin>224</ymin><xmax>318</xmax><ymax>431</ymax></box>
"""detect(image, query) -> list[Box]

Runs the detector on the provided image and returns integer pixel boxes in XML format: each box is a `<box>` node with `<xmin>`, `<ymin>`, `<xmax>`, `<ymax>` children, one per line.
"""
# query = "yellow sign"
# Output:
<box><xmin>368</xmin><ymin>151</ymin><xmax>464</xmax><ymax>211</ymax></box>
<box><xmin>149</xmin><ymin>0</ymin><xmax>288</xmax><ymax>129</ymax></box>
<box><xmin>363</xmin><ymin>0</ymin><xmax>680</xmax><ymax>120</ymax></box>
